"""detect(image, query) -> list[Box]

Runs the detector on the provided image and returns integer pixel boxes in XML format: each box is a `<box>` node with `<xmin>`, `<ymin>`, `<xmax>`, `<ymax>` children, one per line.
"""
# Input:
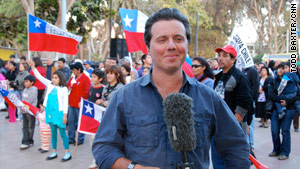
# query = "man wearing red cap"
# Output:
<box><xmin>212</xmin><ymin>45</ymin><xmax>252</xmax><ymax>168</ymax></box>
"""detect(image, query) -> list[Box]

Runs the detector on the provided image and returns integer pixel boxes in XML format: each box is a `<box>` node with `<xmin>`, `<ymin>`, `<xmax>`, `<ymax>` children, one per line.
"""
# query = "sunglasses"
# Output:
<box><xmin>191</xmin><ymin>64</ymin><xmax>203</xmax><ymax>68</ymax></box>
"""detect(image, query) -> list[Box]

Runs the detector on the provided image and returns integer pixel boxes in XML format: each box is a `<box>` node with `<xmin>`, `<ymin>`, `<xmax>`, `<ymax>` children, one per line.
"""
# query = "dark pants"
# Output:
<box><xmin>293</xmin><ymin>113</ymin><xmax>299</xmax><ymax>130</ymax></box>
<box><xmin>68</xmin><ymin>106</ymin><xmax>85</xmax><ymax>143</ymax></box>
<box><xmin>271</xmin><ymin>109</ymin><xmax>295</xmax><ymax>156</ymax></box>
<box><xmin>37</xmin><ymin>89</ymin><xmax>45</xmax><ymax>106</ymax></box>
<box><xmin>22</xmin><ymin>113</ymin><xmax>36</xmax><ymax>145</ymax></box>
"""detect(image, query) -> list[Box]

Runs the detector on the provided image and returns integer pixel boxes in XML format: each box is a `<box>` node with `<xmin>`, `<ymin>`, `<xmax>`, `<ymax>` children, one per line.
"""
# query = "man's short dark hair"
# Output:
<box><xmin>110</xmin><ymin>58</ymin><xmax>118</xmax><ymax>64</ymax></box>
<box><xmin>141</xmin><ymin>54</ymin><xmax>147</xmax><ymax>65</ymax></box>
<box><xmin>58</xmin><ymin>57</ymin><xmax>66</xmax><ymax>63</ymax></box>
<box><xmin>24</xmin><ymin>75</ymin><xmax>36</xmax><ymax>83</ymax></box>
<box><xmin>144</xmin><ymin>8</ymin><xmax>191</xmax><ymax>48</ymax></box>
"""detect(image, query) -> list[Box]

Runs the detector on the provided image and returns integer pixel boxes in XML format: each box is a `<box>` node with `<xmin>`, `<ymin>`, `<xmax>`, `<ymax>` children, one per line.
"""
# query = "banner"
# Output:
<box><xmin>77</xmin><ymin>99</ymin><xmax>106</xmax><ymax>135</ymax></box>
<box><xmin>28</xmin><ymin>14</ymin><xmax>82</xmax><ymax>55</ymax></box>
<box><xmin>228</xmin><ymin>27</ymin><xmax>254</xmax><ymax>70</ymax></box>
<box><xmin>119</xmin><ymin>8</ymin><xmax>148</xmax><ymax>54</ymax></box>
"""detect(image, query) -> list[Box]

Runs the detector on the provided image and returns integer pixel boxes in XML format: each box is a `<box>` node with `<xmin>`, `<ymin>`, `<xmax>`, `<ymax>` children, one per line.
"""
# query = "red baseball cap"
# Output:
<box><xmin>215</xmin><ymin>45</ymin><xmax>237</xmax><ymax>58</ymax></box>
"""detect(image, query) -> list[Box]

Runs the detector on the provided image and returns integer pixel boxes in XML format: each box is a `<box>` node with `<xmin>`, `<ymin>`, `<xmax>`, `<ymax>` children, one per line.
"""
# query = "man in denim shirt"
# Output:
<box><xmin>92</xmin><ymin>8</ymin><xmax>250</xmax><ymax>169</ymax></box>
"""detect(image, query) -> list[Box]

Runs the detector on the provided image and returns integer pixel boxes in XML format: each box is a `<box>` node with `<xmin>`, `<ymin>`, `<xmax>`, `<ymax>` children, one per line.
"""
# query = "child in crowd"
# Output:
<box><xmin>30</xmin><ymin>61</ymin><xmax>71</xmax><ymax>162</ymax></box>
<box><xmin>37</xmin><ymin>103</ymin><xmax>51</xmax><ymax>153</ymax></box>
<box><xmin>88</xmin><ymin>69</ymin><xmax>104</xmax><ymax>169</ymax></box>
<box><xmin>276</xmin><ymin>62</ymin><xmax>300</xmax><ymax>119</ymax></box>
<box><xmin>20</xmin><ymin>75</ymin><xmax>37</xmax><ymax>150</ymax></box>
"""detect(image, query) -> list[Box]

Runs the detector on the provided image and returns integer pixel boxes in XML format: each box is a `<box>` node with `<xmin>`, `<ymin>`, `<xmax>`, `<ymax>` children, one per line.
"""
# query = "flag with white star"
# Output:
<box><xmin>77</xmin><ymin>99</ymin><xmax>106</xmax><ymax>135</ymax></box>
<box><xmin>28</xmin><ymin>14</ymin><xmax>82</xmax><ymax>55</ymax></box>
<box><xmin>119</xmin><ymin>8</ymin><xmax>148</xmax><ymax>54</ymax></box>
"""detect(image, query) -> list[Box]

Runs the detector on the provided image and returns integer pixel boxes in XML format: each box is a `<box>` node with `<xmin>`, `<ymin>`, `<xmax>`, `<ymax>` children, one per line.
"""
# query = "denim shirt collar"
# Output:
<box><xmin>140</xmin><ymin>68</ymin><xmax>195</xmax><ymax>89</ymax></box>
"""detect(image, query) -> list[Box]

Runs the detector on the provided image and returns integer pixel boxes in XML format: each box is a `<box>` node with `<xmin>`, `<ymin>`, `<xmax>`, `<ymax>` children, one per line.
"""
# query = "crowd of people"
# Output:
<box><xmin>1</xmin><ymin>7</ymin><xmax>300</xmax><ymax>169</ymax></box>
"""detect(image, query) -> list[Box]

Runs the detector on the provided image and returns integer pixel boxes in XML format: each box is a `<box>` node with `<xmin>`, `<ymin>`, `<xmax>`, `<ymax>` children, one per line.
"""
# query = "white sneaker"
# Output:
<box><xmin>20</xmin><ymin>144</ymin><xmax>29</xmax><ymax>150</ymax></box>
<box><xmin>89</xmin><ymin>163</ymin><xmax>97</xmax><ymax>169</ymax></box>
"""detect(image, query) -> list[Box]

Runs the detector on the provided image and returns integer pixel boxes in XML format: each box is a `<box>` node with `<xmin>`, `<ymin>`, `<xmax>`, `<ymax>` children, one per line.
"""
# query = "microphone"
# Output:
<box><xmin>163</xmin><ymin>93</ymin><xmax>196</xmax><ymax>169</ymax></box>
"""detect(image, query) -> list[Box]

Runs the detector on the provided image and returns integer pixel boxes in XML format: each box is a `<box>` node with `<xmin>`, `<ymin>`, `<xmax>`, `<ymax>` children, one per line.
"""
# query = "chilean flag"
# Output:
<box><xmin>77</xmin><ymin>99</ymin><xmax>106</xmax><ymax>135</ymax></box>
<box><xmin>28</xmin><ymin>14</ymin><xmax>82</xmax><ymax>55</ymax></box>
<box><xmin>119</xmin><ymin>8</ymin><xmax>148</xmax><ymax>54</ymax></box>
<box><xmin>183</xmin><ymin>54</ymin><xmax>193</xmax><ymax>77</ymax></box>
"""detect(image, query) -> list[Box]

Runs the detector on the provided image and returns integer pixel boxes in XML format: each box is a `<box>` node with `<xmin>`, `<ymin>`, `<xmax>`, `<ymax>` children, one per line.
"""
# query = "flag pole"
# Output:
<box><xmin>128</xmin><ymin>53</ymin><xmax>133</xmax><ymax>70</ymax></box>
<box><xmin>74</xmin><ymin>131</ymin><xmax>78</xmax><ymax>158</ymax></box>
<box><xmin>27</xmin><ymin>13</ymin><xmax>31</xmax><ymax>60</ymax></box>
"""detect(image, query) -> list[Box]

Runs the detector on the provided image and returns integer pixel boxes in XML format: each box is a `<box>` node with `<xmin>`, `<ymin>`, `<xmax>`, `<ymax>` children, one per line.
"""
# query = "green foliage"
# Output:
<box><xmin>67</xmin><ymin>0</ymin><xmax>112</xmax><ymax>42</ymax></box>
<box><xmin>35</xmin><ymin>0</ymin><xmax>59</xmax><ymax>24</ymax></box>
<box><xmin>0</xmin><ymin>0</ymin><xmax>26</xmax><ymax>46</ymax></box>
<box><xmin>253</xmin><ymin>54</ymin><xmax>264</xmax><ymax>64</ymax></box>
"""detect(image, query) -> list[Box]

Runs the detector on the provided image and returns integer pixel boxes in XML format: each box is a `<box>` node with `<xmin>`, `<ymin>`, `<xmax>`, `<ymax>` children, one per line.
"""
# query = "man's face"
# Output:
<box><xmin>217</xmin><ymin>51</ymin><xmax>235</xmax><ymax>70</ymax></box>
<box><xmin>84</xmin><ymin>63</ymin><xmax>91</xmax><ymax>70</ymax></box>
<box><xmin>148</xmin><ymin>19</ymin><xmax>188</xmax><ymax>74</ymax></box>
<box><xmin>10</xmin><ymin>58</ymin><xmax>16</xmax><ymax>62</ymax></box>
<box><xmin>105</xmin><ymin>59</ymin><xmax>111</xmax><ymax>67</ymax></box>
<box><xmin>58</xmin><ymin>61</ymin><xmax>64</xmax><ymax>69</ymax></box>
<box><xmin>110</xmin><ymin>60</ymin><xmax>117</xmax><ymax>66</ymax></box>
<box><xmin>47</xmin><ymin>58</ymin><xmax>53</xmax><ymax>65</ymax></box>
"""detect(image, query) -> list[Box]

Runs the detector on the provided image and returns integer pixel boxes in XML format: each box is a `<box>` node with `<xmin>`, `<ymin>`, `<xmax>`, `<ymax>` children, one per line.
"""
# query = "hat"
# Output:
<box><xmin>10</xmin><ymin>54</ymin><xmax>16</xmax><ymax>58</ymax></box>
<box><xmin>84</xmin><ymin>60</ymin><xmax>91</xmax><ymax>65</ymax></box>
<box><xmin>74</xmin><ymin>59</ymin><xmax>83</xmax><ymax>64</ymax></box>
<box><xmin>215</xmin><ymin>45</ymin><xmax>237</xmax><ymax>58</ymax></box>
<box><xmin>122</xmin><ymin>56</ymin><xmax>131</xmax><ymax>63</ymax></box>
<box><xmin>70</xmin><ymin>62</ymin><xmax>84</xmax><ymax>70</ymax></box>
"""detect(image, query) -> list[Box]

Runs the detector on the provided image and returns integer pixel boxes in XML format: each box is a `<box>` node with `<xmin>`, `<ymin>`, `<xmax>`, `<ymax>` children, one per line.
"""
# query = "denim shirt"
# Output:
<box><xmin>92</xmin><ymin>72</ymin><xmax>250</xmax><ymax>169</ymax></box>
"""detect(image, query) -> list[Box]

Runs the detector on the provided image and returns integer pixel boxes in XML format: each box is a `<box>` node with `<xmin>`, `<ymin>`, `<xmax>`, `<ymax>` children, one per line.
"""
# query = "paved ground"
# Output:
<box><xmin>1</xmin><ymin>110</ymin><xmax>300</xmax><ymax>169</ymax></box>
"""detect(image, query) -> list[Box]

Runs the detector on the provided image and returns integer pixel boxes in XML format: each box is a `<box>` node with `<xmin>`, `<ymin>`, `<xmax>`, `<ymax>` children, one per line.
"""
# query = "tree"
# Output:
<box><xmin>244</xmin><ymin>0</ymin><xmax>299</xmax><ymax>54</ymax></box>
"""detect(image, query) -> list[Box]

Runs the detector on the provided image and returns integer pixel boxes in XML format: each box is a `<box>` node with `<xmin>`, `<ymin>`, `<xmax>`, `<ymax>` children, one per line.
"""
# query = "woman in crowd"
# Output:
<box><xmin>30</xmin><ymin>57</ymin><xmax>46</xmax><ymax>106</ymax></box>
<box><xmin>5</xmin><ymin>61</ymin><xmax>18</xmax><ymax>82</ymax></box>
<box><xmin>192</xmin><ymin>57</ymin><xmax>214</xmax><ymax>88</ymax></box>
<box><xmin>15</xmin><ymin>62</ymin><xmax>30</xmax><ymax>99</ymax></box>
<box><xmin>268</xmin><ymin>63</ymin><xmax>297</xmax><ymax>160</ymax></box>
<box><xmin>120</xmin><ymin>64</ymin><xmax>132</xmax><ymax>84</ymax></box>
<box><xmin>99</xmin><ymin>65</ymin><xmax>125</xmax><ymax>107</ymax></box>
<box><xmin>256</xmin><ymin>66</ymin><xmax>272</xmax><ymax>128</ymax></box>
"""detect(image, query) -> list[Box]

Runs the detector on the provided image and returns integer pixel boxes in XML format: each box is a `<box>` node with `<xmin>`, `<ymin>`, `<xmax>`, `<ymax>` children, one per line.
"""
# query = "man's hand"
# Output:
<box><xmin>235</xmin><ymin>113</ymin><xmax>243</xmax><ymax>123</ymax></box>
<box><xmin>280</xmin><ymin>100</ymin><xmax>287</xmax><ymax>106</ymax></box>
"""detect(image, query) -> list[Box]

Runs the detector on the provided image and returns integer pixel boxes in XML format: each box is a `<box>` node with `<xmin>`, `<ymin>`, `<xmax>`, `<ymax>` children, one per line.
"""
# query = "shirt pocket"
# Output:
<box><xmin>128</xmin><ymin>115</ymin><xmax>159</xmax><ymax>147</ymax></box>
<box><xmin>193</xmin><ymin>117</ymin><xmax>210</xmax><ymax>148</ymax></box>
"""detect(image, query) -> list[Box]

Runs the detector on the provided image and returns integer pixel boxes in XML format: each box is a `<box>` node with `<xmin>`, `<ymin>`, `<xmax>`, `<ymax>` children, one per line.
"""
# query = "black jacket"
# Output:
<box><xmin>214</xmin><ymin>66</ymin><xmax>252</xmax><ymax>118</ymax></box>
<box><xmin>268</xmin><ymin>75</ymin><xmax>298</xmax><ymax>110</ymax></box>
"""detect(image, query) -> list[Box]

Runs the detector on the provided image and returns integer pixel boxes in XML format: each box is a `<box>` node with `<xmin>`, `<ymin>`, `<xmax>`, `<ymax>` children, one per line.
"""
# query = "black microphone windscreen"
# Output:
<box><xmin>163</xmin><ymin>93</ymin><xmax>197</xmax><ymax>152</ymax></box>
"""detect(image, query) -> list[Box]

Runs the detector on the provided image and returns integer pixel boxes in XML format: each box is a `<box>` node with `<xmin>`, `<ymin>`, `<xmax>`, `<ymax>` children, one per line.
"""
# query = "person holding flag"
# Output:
<box><xmin>29</xmin><ymin>61</ymin><xmax>71</xmax><ymax>162</ymax></box>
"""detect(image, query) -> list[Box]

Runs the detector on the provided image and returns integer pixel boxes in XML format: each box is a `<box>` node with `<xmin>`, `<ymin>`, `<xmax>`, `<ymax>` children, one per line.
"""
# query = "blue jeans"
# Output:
<box><xmin>68</xmin><ymin>106</ymin><xmax>85</xmax><ymax>143</ymax></box>
<box><xmin>271</xmin><ymin>109</ymin><xmax>295</xmax><ymax>156</ymax></box>
<box><xmin>249</xmin><ymin>114</ymin><xmax>255</xmax><ymax>148</ymax></box>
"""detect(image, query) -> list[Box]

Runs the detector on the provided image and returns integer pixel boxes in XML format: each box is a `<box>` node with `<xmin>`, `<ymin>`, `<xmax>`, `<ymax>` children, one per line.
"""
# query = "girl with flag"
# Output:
<box><xmin>29</xmin><ymin>61</ymin><xmax>71</xmax><ymax>162</ymax></box>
